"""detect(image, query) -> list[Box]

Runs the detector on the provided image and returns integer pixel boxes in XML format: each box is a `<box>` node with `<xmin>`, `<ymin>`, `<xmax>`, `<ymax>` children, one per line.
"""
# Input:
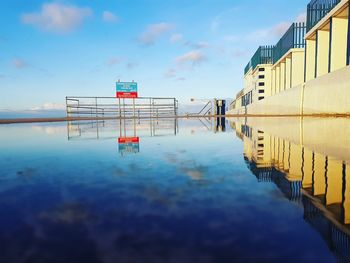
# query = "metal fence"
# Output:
<box><xmin>307</xmin><ymin>0</ymin><xmax>341</xmax><ymax>32</ymax></box>
<box><xmin>66</xmin><ymin>96</ymin><xmax>178</xmax><ymax>119</ymax></box>
<box><xmin>273</xmin><ymin>22</ymin><xmax>306</xmax><ymax>63</ymax></box>
<box><xmin>244</xmin><ymin>46</ymin><xmax>274</xmax><ymax>74</ymax></box>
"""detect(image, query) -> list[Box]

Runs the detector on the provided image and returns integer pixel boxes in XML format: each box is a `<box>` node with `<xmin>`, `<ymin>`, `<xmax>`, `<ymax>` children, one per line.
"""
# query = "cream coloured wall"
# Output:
<box><xmin>345</xmin><ymin>164</ymin><xmax>350</xmax><ymax>224</ymax></box>
<box><xmin>291</xmin><ymin>51</ymin><xmax>305</xmax><ymax>88</ymax></box>
<box><xmin>330</xmin><ymin>17</ymin><xmax>348</xmax><ymax>72</ymax></box>
<box><xmin>313</xmin><ymin>153</ymin><xmax>326</xmax><ymax>196</ymax></box>
<box><xmin>303</xmin><ymin>65</ymin><xmax>350</xmax><ymax>114</ymax></box>
<box><xmin>280</xmin><ymin>61</ymin><xmax>286</xmax><ymax>92</ymax></box>
<box><xmin>271</xmin><ymin>69</ymin><xmax>276</xmax><ymax>96</ymax></box>
<box><xmin>326</xmin><ymin>159</ymin><xmax>343</xmax><ymax>205</ymax></box>
<box><xmin>285</xmin><ymin>57</ymin><xmax>291</xmax><ymax>90</ymax></box>
<box><xmin>316</xmin><ymin>29</ymin><xmax>330</xmax><ymax>77</ymax></box>
<box><xmin>305</xmin><ymin>39</ymin><xmax>316</xmax><ymax>81</ymax></box>
<box><xmin>276</xmin><ymin>65</ymin><xmax>281</xmax><ymax>93</ymax></box>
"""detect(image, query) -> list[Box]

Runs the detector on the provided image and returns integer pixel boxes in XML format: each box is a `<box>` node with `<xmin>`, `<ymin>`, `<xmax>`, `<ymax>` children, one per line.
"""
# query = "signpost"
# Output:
<box><xmin>116</xmin><ymin>82</ymin><xmax>138</xmax><ymax>98</ymax></box>
<box><xmin>118</xmin><ymin>137</ymin><xmax>140</xmax><ymax>155</ymax></box>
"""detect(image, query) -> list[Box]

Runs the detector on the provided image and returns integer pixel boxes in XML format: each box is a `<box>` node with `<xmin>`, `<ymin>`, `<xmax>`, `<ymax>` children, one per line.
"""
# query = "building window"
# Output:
<box><xmin>258</xmin><ymin>82</ymin><xmax>265</xmax><ymax>86</ymax></box>
<box><xmin>259</xmin><ymin>68</ymin><xmax>265</xmax><ymax>72</ymax></box>
<box><xmin>258</xmin><ymin>75</ymin><xmax>265</xmax><ymax>79</ymax></box>
<box><xmin>259</xmin><ymin>96</ymin><xmax>265</xmax><ymax>100</ymax></box>
<box><xmin>259</xmin><ymin>89</ymin><xmax>264</xmax><ymax>93</ymax></box>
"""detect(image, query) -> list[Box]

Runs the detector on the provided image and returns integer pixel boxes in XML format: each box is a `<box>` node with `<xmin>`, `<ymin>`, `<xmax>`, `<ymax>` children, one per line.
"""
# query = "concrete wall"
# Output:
<box><xmin>303</xmin><ymin>65</ymin><xmax>350</xmax><ymax>114</ymax></box>
<box><xmin>243</xmin><ymin>83</ymin><xmax>303</xmax><ymax>115</ymax></box>
<box><xmin>227</xmin><ymin>65</ymin><xmax>350</xmax><ymax>116</ymax></box>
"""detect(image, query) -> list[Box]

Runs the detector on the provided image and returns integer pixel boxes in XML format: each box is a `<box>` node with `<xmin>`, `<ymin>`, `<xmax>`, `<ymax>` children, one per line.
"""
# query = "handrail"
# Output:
<box><xmin>306</xmin><ymin>0</ymin><xmax>340</xmax><ymax>32</ymax></box>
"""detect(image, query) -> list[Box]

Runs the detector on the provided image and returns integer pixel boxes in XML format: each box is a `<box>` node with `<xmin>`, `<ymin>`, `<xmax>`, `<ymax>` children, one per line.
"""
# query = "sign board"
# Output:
<box><xmin>118</xmin><ymin>137</ymin><xmax>140</xmax><ymax>155</ymax></box>
<box><xmin>116</xmin><ymin>82</ymin><xmax>138</xmax><ymax>98</ymax></box>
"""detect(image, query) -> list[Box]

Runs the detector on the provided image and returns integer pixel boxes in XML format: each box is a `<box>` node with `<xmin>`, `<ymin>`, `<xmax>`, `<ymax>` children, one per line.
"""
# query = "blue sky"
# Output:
<box><xmin>0</xmin><ymin>0</ymin><xmax>309</xmax><ymax>111</ymax></box>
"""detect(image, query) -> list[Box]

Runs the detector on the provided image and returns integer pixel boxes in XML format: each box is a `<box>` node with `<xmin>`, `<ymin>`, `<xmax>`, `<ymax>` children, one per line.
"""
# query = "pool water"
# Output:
<box><xmin>0</xmin><ymin>118</ymin><xmax>349</xmax><ymax>263</ymax></box>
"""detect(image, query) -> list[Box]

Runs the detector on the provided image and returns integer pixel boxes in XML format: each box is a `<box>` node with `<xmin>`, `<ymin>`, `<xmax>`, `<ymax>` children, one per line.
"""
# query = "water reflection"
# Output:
<box><xmin>0</xmin><ymin>117</ymin><xmax>346</xmax><ymax>262</ymax></box>
<box><xmin>229</xmin><ymin>117</ymin><xmax>350</xmax><ymax>262</ymax></box>
<box><xmin>67</xmin><ymin>118</ymin><xmax>179</xmax><ymax>141</ymax></box>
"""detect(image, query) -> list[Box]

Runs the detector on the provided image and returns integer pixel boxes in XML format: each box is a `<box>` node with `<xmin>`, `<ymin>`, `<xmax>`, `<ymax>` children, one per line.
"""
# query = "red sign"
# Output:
<box><xmin>116</xmin><ymin>92</ymin><xmax>138</xmax><ymax>98</ymax></box>
<box><xmin>118</xmin><ymin>137</ymin><xmax>140</xmax><ymax>143</ymax></box>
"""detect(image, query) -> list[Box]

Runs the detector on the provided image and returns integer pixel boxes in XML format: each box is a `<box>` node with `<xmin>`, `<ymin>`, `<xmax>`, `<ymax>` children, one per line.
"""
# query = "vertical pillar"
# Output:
<box><xmin>280</xmin><ymin>61</ymin><xmax>286</xmax><ymax>91</ymax></box>
<box><xmin>291</xmin><ymin>51</ymin><xmax>305</xmax><ymax>88</ymax></box>
<box><xmin>305</xmin><ymin>39</ymin><xmax>316</xmax><ymax>82</ymax></box>
<box><xmin>343</xmin><ymin>163</ymin><xmax>350</xmax><ymax>224</ymax></box>
<box><xmin>271</xmin><ymin>68</ymin><xmax>276</xmax><ymax>96</ymax></box>
<box><xmin>347</xmin><ymin>5</ymin><xmax>350</xmax><ymax>65</ymax></box>
<box><xmin>285</xmin><ymin>57</ymin><xmax>291</xmax><ymax>90</ymax></box>
<box><xmin>302</xmin><ymin>148</ymin><xmax>313</xmax><ymax>189</ymax></box>
<box><xmin>276</xmin><ymin>65</ymin><xmax>280</xmax><ymax>94</ymax></box>
<box><xmin>325</xmin><ymin>159</ymin><xmax>343</xmax><ymax>206</ymax></box>
<box><xmin>316</xmin><ymin>28</ymin><xmax>331</xmax><ymax>78</ymax></box>
<box><xmin>312</xmin><ymin>153</ymin><xmax>326</xmax><ymax>196</ymax></box>
<box><xmin>330</xmin><ymin>16</ymin><xmax>348</xmax><ymax>72</ymax></box>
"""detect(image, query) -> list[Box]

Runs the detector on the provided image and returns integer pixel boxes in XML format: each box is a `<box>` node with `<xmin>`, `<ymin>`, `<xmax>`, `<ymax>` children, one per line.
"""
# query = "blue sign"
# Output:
<box><xmin>116</xmin><ymin>82</ymin><xmax>138</xmax><ymax>98</ymax></box>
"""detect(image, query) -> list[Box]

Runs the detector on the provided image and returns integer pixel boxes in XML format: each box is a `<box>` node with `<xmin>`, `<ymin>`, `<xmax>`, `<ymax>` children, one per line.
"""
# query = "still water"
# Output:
<box><xmin>0</xmin><ymin>117</ymin><xmax>349</xmax><ymax>263</ymax></box>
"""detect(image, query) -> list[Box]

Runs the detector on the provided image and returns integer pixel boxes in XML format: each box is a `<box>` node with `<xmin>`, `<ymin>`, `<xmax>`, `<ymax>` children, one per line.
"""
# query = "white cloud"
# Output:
<box><xmin>102</xmin><ymin>11</ymin><xmax>119</xmax><ymax>23</ymax></box>
<box><xmin>247</xmin><ymin>22</ymin><xmax>290</xmax><ymax>41</ymax></box>
<box><xmin>192</xmin><ymin>41</ymin><xmax>210</xmax><ymax>49</ymax></box>
<box><xmin>175</xmin><ymin>50</ymin><xmax>206</xmax><ymax>67</ymax></box>
<box><xmin>170</xmin><ymin>33</ymin><xmax>183</xmax><ymax>43</ymax></box>
<box><xmin>164</xmin><ymin>68</ymin><xmax>177</xmax><ymax>78</ymax></box>
<box><xmin>12</xmin><ymin>58</ymin><xmax>28</xmax><ymax>69</ymax></box>
<box><xmin>138</xmin><ymin>22</ymin><xmax>174</xmax><ymax>45</ymax></box>
<box><xmin>31</xmin><ymin>102</ymin><xmax>65</xmax><ymax>111</ymax></box>
<box><xmin>246</xmin><ymin>13</ymin><xmax>306</xmax><ymax>42</ymax></box>
<box><xmin>126</xmin><ymin>62</ymin><xmax>138</xmax><ymax>69</ymax></box>
<box><xmin>21</xmin><ymin>2</ymin><xmax>92</xmax><ymax>33</ymax></box>
<box><xmin>296</xmin><ymin>12</ymin><xmax>307</xmax><ymax>23</ymax></box>
<box><xmin>107</xmin><ymin>57</ymin><xmax>121</xmax><ymax>67</ymax></box>
<box><xmin>232</xmin><ymin>49</ymin><xmax>250</xmax><ymax>58</ymax></box>
<box><xmin>210</xmin><ymin>7</ymin><xmax>239</xmax><ymax>31</ymax></box>
<box><xmin>223</xmin><ymin>35</ymin><xmax>239</xmax><ymax>43</ymax></box>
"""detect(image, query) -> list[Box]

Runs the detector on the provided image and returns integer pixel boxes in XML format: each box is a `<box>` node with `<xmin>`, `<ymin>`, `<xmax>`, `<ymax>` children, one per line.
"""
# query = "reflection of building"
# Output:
<box><xmin>231</xmin><ymin>118</ymin><xmax>350</xmax><ymax>261</ymax></box>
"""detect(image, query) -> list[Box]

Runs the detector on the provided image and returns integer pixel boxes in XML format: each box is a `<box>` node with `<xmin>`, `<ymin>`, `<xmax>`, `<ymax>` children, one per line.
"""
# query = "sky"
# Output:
<box><xmin>0</xmin><ymin>0</ymin><xmax>309</xmax><ymax>111</ymax></box>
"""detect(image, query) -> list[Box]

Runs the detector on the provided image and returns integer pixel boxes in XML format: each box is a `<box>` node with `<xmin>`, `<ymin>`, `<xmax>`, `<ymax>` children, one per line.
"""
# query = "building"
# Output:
<box><xmin>228</xmin><ymin>0</ymin><xmax>350</xmax><ymax>116</ymax></box>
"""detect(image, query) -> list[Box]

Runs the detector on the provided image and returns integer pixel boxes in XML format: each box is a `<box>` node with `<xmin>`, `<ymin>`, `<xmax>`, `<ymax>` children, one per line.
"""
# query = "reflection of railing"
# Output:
<box><xmin>303</xmin><ymin>195</ymin><xmax>350</xmax><ymax>262</ymax></box>
<box><xmin>66</xmin><ymin>96</ymin><xmax>178</xmax><ymax>119</ymax></box>
<box><xmin>307</xmin><ymin>0</ymin><xmax>340</xmax><ymax>32</ymax></box>
<box><xmin>67</xmin><ymin>118</ymin><xmax>178</xmax><ymax>141</ymax></box>
<box><xmin>273</xmin><ymin>23</ymin><xmax>306</xmax><ymax>63</ymax></box>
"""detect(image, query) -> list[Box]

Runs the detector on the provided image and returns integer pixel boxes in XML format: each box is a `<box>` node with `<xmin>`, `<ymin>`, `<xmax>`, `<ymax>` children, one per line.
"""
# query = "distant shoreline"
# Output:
<box><xmin>1</xmin><ymin>114</ymin><xmax>350</xmax><ymax>124</ymax></box>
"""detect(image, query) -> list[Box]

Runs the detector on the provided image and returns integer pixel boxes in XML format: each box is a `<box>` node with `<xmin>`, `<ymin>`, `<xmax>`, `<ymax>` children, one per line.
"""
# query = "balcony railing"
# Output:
<box><xmin>306</xmin><ymin>0</ymin><xmax>341</xmax><ymax>32</ymax></box>
<box><xmin>273</xmin><ymin>22</ymin><xmax>306</xmax><ymax>63</ymax></box>
<box><xmin>244</xmin><ymin>46</ymin><xmax>274</xmax><ymax>75</ymax></box>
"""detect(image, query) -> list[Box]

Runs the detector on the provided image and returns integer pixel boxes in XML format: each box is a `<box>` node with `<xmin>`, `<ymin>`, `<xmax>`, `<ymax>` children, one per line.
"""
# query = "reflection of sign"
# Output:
<box><xmin>116</xmin><ymin>82</ymin><xmax>138</xmax><ymax>98</ymax></box>
<box><xmin>118</xmin><ymin>137</ymin><xmax>140</xmax><ymax>155</ymax></box>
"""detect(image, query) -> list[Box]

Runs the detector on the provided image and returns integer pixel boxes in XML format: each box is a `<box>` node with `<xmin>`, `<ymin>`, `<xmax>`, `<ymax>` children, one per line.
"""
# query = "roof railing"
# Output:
<box><xmin>244</xmin><ymin>45</ymin><xmax>274</xmax><ymax>75</ymax></box>
<box><xmin>273</xmin><ymin>22</ymin><xmax>306</xmax><ymax>63</ymax></box>
<box><xmin>306</xmin><ymin>0</ymin><xmax>341</xmax><ymax>32</ymax></box>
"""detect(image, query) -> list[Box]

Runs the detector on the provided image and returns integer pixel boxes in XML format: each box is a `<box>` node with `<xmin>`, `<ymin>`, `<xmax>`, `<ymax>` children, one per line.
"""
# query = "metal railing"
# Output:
<box><xmin>273</xmin><ymin>22</ymin><xmax>306</xmax><ymax>63</ymax></box>
<box><xmin>66</xmin><ymin>96</ymin><xmax>178</xmax><ymax>119</ymax></box>
<box><xmin>244</xmin><ymin>46</ymin><xmax>274</xmax><ymax>75</ymax></box>
<box><xmin>307</xmin><ymin>0</ymin><xmax>341</xmax><ymax>32</ymax></box>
